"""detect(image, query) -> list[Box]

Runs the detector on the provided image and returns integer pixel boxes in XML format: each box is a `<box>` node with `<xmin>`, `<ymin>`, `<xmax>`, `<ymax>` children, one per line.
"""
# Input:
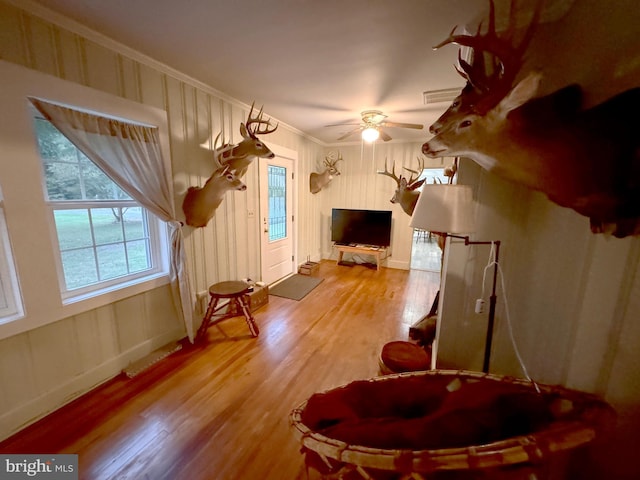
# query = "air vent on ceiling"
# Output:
<box><xmin>423</xmin><ymin>88</ymin><xmax>461</xmax><ymax>105</ymax></box>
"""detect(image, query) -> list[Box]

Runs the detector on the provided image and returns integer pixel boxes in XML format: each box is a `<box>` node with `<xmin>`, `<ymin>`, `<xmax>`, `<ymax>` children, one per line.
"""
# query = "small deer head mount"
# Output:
<box><xmin>424</xmin><ymin>0</ymin><xmax>640</xmax><ymax>237</ymax></box>
<box><xmin>182</xmin><ymin>166</ymin><xmax>247</xmax><ymax>228</ymax></box>
<box><xmin>214</xmin><ymin>102</ymin><xmax>278</xmax><ymax>178</ymax></box>
<box><xmin>309</xmin><ymin>151</ymin><xmax>343</xmax><ymax>194</ymax></box>
<box><xmin>377</xmin><ymin>157</ymin><xmax>426</xmax><ymax>216</ymax></box>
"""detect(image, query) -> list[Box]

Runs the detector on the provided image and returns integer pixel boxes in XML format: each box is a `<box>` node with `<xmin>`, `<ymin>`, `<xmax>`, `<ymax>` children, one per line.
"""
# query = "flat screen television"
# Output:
<box><xmin>331</xmin><ymin>208</ymin><xmax>392</xmax><ymax>247</ymax></box>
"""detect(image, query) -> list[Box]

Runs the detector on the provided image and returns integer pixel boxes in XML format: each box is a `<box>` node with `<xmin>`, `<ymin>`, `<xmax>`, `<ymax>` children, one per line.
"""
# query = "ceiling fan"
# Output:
<box><xmin>326</xmin><ymin>110</ymin><xmax>424</xmax><ymax>142</ymax></box>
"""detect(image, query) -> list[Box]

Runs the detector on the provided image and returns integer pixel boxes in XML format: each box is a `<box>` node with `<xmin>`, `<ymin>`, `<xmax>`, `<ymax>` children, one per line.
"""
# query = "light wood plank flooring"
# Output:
<box><xmin>0</xmin><ymin>261</ymin><xmax>439</xmax><ymax>480</ymax></box>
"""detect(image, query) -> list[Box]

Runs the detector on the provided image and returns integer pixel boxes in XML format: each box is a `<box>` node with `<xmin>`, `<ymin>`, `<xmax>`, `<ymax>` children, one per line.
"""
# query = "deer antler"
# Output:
<box><xmin>377</xmin><ymin>158</ymin><xmax>400</xmax><ymax>184</ymax></box>
<box><xmin>434</xmin><ymin>0</ymin><xmax>541</xmax><ymax>110</ymax></box>
<box><xmin>402</xmin><ymin>157</ymin><xmax>426</xmax><ymax>187</ymax></box>
<box><xmin>444</xmin><ymin>157</ymin><xmax>459</xmax><ymax>184</ymax></box>
<box><xmin>325</xmin><ymin>151</ymin><xmax>343</xmax><ymax>168</ymax></box>
<box><xmin>212</xmin><ymin>131</ymin><xmax>233</xmax><ymax>168</ymax></box>
<box><xmin>246</xmin><ymin>102</ymin><xmax>279</xmax><ymax>136</ymax></box>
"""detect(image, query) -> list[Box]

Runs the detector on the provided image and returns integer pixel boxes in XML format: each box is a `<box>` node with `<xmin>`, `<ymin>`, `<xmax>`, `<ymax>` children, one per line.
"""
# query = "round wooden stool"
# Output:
<box><xmin>379</xmin><ymin>341</ymin><xmax>430</xmax><ymax>375</ymax></box>
<box><xmin>196</xmin><ymin>280</ymin><xmax>259</xmax><ymax>341</ymax></box>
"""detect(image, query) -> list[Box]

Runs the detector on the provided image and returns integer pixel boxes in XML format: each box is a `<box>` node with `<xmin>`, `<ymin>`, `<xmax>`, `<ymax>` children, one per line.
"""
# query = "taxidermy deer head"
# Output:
<box><xmin>424</xmin><ymin>0</ymin><xmax>640</xmax><ymax>237</ymax></box>
<box><xmin>182</xmin><ymin>166</ymin><xmax>246</xmax><ymax>228</ymax></box>
<box><xmin>309</xmin><ymin>151</ymin><xmax>342</xmax><ymax>194</ymax></box>
<box><xmin>377</xmin><ymin>157</ymin><xmax>426</xmax><ymax>216</ymax></box>
<box><xmin>430</xmin><ymin>0</ymin><xmax>540</xmax><ymax>134</ymax></box>
<box><xmin>214</xmin><ymin>102</ymin><xmax>278</xmax><ymax>178</ymax></box>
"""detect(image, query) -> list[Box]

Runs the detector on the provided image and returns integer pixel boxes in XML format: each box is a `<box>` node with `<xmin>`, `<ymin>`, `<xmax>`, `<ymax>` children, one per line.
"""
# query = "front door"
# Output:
<box><xmin>259</xmin><ymin>154</ymin><xmax>294</xmax><ymax>285</ymax></box>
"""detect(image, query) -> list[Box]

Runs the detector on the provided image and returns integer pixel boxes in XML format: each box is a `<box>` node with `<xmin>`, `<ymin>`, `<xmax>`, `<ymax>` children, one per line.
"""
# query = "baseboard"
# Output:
<box><xmin>384</xmin><ymin>258</ymin><xmax>410</xmax><ymax>270</ymax></box>
<box><xmin>0</xmin><ymin>328</ymin><xmax>184</xmax><ymax>442</ymax></box>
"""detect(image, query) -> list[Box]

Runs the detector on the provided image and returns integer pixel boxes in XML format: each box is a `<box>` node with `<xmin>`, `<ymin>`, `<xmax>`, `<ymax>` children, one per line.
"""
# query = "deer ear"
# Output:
<box><xmin>240</xmin><ymin>123</ymin><xmax>249</xmax><ymax>139</ymax></box>
<box><xmin>496</xmin><ymin>71</ymin><xmax>542</xmax><ymax>117</ymax></box>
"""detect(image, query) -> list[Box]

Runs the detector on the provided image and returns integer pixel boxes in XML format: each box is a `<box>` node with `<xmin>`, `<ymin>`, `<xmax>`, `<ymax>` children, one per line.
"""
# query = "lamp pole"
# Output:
<box><xmin>448</xmin><ymin>235</ymin><xmax>501</xmax><ymax>373</ymax></box>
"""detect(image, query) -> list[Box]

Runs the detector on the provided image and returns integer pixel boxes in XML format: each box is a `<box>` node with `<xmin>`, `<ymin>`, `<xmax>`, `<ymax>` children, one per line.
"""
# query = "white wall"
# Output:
<box><xmin>435</xmin><ymin>1</ymin><xmax>640</xmax><ymax>477</ymax></box>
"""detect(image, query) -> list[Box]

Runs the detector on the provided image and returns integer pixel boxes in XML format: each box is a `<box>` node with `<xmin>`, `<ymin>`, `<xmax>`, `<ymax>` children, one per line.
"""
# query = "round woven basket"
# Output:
<box><xmin>290</xmin><ymin>370</ymin><xmax>613</xmax><ymax>477</ymax></box>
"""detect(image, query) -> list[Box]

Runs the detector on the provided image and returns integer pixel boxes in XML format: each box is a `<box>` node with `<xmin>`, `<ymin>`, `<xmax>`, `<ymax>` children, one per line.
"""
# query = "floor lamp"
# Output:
<box><xmin>410</xmin><ymin>184</ymin><xmax>500</xmax><ymax>373</ymax></box>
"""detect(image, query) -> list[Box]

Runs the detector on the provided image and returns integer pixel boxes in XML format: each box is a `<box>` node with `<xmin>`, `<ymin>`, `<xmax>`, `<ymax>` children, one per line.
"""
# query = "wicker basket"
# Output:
<box><xmin>290</xmin><ymin>370</ymin><xmax>614</xmax><ymax>479</ymax></box>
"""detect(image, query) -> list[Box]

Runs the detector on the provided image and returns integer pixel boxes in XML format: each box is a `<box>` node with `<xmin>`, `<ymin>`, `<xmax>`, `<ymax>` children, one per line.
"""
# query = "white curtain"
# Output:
<box><xmin>31</xmin><ymin>98</ymin><xmax>195</xmax><ymax>342</ymax></box>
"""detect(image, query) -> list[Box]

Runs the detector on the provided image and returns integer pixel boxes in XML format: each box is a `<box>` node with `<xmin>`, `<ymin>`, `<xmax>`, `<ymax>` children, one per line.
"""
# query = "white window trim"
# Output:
<box><xmin>0</xmin><ymin>201</ymin><xmax>24</xmax><ymax>324</ymax></box>
<box><xmin>45</xmin><ymin>203</ymin><xmax>169</xmax><ymax>304</ymax></box>
<box><xmin>0</xmin><ymin>60</ymin><xmax>173</xmax><ymax>340</ymax></box>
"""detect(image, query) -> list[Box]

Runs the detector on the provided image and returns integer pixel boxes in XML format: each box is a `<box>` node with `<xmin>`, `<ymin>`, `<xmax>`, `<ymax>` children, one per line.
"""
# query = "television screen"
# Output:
<box><xmin>331</xmin><ymin>208</ymin><xmax>392</xmax><ymax>247</ymax></box>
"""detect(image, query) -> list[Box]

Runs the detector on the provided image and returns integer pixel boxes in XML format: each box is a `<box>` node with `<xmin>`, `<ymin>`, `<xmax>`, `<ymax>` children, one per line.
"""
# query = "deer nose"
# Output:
<box><xmin>421</xmin><ymin>143</ymin><xmax>431</xmax><ymax>155</ymax></box>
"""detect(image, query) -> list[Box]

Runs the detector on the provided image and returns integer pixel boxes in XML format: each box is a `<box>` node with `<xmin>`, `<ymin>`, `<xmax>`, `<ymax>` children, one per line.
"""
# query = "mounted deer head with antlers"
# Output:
<box><xmin>424</xmin><ymin>0</ymin><xmax>640</xmax><ymax>237</ymax></box>
<box><xmin>182</xmin><ymin>166</ymin><xmax>247</xmax><ymax>228</ymax></box>
<box><xmin>182</xmin><ymin>103</ymin><xmax>276</xmax><ymax>227</ymax></box>
<box><xmin>430</xmin><ymin>0</ymin><xmax>541</xmax><ymax>135</ymax></box>
<box><xmin>214</xmin><ymin>102</ymin><xmax>278</xmax><ymax>178</ymax></box>
<box><xmin>377</xmin><ymin>157</ymin><xmax>426</xmax><ymax>216</ymax></box>
<box><xmin>309</xmin><ymin>151</ymin><xmax>343</xmax><ymax>194</ymax></box>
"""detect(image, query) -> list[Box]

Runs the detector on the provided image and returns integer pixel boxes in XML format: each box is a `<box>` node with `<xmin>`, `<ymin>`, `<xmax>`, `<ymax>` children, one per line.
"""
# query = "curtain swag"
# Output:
<box><xmin>30</xmin><ymin>98</ymin><xmax>195</xmax><ymax>341</ymax></box>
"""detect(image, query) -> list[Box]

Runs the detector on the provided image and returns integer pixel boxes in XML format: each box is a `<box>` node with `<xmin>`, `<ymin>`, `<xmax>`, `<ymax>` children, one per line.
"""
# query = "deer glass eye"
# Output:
<box><xmin>459</xmin><ymin>120</ymin><xmax>473</xmax><ymax>128</ymax></box>
<box><xmin>452</xmin><ymin>100</ymin><xmax>460</xmax><ymax>107</ymax></box>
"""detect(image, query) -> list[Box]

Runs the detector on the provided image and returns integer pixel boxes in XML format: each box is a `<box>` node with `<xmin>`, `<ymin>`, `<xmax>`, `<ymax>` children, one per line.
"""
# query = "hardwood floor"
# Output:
<box><xmin>0</xmin><ymin>261</ymin><xmax>440</xmax><ymax>480</ymax></box>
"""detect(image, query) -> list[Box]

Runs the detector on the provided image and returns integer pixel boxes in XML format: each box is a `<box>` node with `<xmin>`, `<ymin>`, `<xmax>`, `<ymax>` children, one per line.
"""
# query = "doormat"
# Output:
<box><xmin>269</xmin><ymin>274</ymin><xmax>324</xmax><ymax>301</ymax></box>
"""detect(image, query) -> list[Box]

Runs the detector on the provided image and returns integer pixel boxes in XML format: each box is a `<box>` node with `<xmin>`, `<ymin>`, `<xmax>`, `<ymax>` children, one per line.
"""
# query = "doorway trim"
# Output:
<box><xmin>258</xmin><ymin>143</ymin><xmax>298</xmax><ymax>284</ymax></box>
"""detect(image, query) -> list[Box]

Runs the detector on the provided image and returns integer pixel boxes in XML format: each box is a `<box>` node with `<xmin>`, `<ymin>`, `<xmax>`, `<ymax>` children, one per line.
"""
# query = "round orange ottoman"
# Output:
<box><xmin>379</xmin><ymin>341</ymin><xmax>430</xmax><ymax>375</ymax></box>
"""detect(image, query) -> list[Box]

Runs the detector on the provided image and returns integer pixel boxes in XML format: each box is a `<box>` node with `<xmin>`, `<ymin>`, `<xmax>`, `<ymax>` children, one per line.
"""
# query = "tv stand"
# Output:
<box><xmin>333</xmin><ymin>244</ymin><xmax>388</xmax><ymax>271</ymax></box>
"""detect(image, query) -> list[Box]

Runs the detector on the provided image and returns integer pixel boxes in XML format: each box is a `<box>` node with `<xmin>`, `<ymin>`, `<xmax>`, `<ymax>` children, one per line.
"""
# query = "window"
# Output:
<box><xmin>32</xmin><ymin>116</ymin><xmax>166</xmax><ymax>300</ymax></box>
<box><xmin>417</xmin><ymin>168</ymin><xmax>450</xmax><ymax>188</ymax></box>
<box><xmin>267</xmin><ymin>165</ymin><xmax>287</xmax><ymax>241</ymax></box>
<box><xmin>0</xmin><ymin>194</ymin><xmax>23</xmax><ymax>323</ymax></box>
<box><xmin>1</xmin><ymin>60</ymin><xmax>175</xmax><ymax>339</ymax></box>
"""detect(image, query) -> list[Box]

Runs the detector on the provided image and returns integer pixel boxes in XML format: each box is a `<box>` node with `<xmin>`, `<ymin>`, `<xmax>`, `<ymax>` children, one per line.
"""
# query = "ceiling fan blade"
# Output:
<box><xmin>337</xmin><ymin>127</ymin><xmax>362</xmax><ymax>141</ymax></box>
<box><xmin>381</xmin><ymin>121</ymin><xmax>424</xmax><ymax>130</ymax></box>
<box><xmin>379</xmin><ymin>129</ymin><xmax>393</xmax><ymax>142</ymax></box>
<box><xmin>325</xmin><ymin>122</ymin><xmax>362</xmax><ymax>127</ymax></box>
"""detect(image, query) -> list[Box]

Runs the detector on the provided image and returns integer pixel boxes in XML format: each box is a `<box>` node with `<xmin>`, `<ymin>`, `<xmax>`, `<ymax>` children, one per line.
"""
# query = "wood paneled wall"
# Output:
<box><xmin>0</xmin><ymin>0</ymin><xmax>440</xmax><ymax>441</ymax></box>
<box><xmin>0</xmin><ymin>0</ymin><xmax>327</xmax><ymax>440</ymax></box>
<box><xmin>434</xmin><ymin>1</ymin><xmax>640</xmax><ymax>476</ymax></box>
<box><xmin>314</xmin><ymin>142</ymin><xmax>451</xmax><ymax>268</ymax></box>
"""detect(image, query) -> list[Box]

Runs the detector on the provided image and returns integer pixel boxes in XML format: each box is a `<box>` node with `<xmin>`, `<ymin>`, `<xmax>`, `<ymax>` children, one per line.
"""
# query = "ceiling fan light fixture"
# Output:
<box><xmin>362</xmin><ymin>126</ymin><xmax>380</xmax><ymax>142</ymax></box>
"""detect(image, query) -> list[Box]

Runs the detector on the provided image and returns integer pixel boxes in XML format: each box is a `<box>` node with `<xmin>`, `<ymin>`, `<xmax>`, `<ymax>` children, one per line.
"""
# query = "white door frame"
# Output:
<box><xmin>258</xmin><ymin>144</ymin><xmax>298</xmax><ymax>284</ymax></box>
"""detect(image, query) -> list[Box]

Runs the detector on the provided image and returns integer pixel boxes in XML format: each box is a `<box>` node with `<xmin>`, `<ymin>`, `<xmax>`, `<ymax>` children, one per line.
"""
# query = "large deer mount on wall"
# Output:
<box><xmin>309</xmin><ymin>151</ymin><xmax>342</xmax><ymax>194</ymax></box>
<box><xmin>423</xmin><ymin>0</ymin><xmax>640</xmax><ymax>238</ymax></box>
<box><xmin>182</xmin><ymin>102</ymin><xmax>278</xmax><ymax>227</ymax></box>
<box><xmin>377</xmin><ymin>157</ymin><xmax>426</xmax><ymax>216</ymax></box>
<box><xmin>213</xmin><ymin>102</ymin><xmax>278</xmax><ymax>178</ymax></box>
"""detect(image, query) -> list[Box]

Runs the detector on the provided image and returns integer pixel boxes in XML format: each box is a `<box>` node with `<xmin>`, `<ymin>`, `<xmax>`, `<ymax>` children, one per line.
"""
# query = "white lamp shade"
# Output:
<box><xmin>361</xmin><ymin>126</ymin><xmax>380</xmax><ymax>142</ymax></box>
<box><xmin>410</xmin><ymin>184</ymin><xmax>476</xmax><ymax>234</ymax></box>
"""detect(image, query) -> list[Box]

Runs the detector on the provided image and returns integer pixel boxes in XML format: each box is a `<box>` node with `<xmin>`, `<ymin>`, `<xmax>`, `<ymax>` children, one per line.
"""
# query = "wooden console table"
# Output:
<box><xmin>333</xmin><ymin>244</ymin><xmax>388</xmax><ymax>270</ymax></box>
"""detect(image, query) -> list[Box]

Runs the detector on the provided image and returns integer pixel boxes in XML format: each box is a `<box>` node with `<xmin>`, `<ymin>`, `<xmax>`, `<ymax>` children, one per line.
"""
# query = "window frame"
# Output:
<box><xmin>0</xmin><ymin>60</ymin><xmax>173</xmax><ymax>340</ymax></box>
<box><xmin>32</xmin><ymin>114</ymin><xmax>168</xmax><ymax>303</ymax></box>
<box><xmin>0</xmin><ymin>199</ymin><xmax>24</xmax><ymax>324</ymax></box>
<box><xmin>45</xmin><ymin>201</ymin><xmax>168</xmax><ymax>304</ymax></box>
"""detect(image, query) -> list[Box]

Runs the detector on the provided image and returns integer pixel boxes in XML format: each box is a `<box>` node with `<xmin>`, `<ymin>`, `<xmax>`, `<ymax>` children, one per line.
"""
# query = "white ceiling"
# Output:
<box><xmin>33</xmin><ymin>0</ymin><xmax>496</xmax><ymax>144</ymax></box>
